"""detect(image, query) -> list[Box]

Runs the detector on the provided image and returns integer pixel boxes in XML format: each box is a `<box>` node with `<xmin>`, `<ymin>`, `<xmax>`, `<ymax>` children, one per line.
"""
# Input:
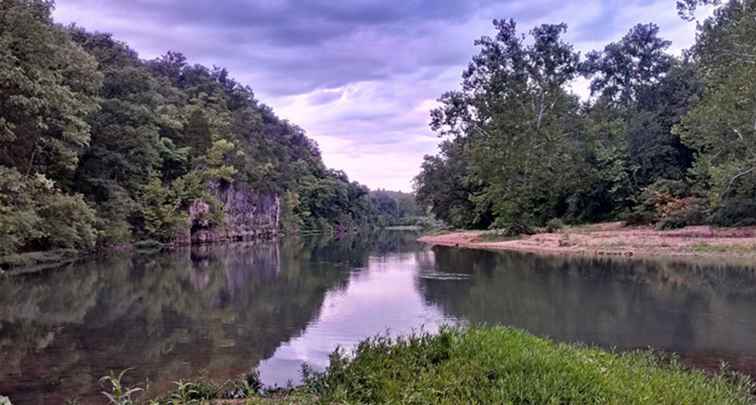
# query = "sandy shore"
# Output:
<box><xmin>418</xmin><ymin>222</ymin><xmax>756</xmax><ymax>261</ymax></box>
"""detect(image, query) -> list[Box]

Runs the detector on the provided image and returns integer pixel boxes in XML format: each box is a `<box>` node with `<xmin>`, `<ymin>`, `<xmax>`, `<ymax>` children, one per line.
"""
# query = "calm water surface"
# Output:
<box><xmin>2</xmin><ymin>231</ymin><xmax>756</xmax><ymax>403</ymax></box>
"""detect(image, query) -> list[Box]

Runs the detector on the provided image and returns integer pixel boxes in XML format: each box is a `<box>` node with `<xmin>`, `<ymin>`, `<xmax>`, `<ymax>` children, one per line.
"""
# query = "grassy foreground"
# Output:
<box><xmin>105</xmin><ymin>326</ymin><xmax>753</xmax><ymax>404</ymax></box>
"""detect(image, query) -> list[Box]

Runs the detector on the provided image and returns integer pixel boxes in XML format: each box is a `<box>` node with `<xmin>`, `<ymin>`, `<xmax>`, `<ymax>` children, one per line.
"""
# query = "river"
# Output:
<box><xmin>2</xmin><ymin>230</ymin><xmax>756</xmax><ymax>403</ymax></box>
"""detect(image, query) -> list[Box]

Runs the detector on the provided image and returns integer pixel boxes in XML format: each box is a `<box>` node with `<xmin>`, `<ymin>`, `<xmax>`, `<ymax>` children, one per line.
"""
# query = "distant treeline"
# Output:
<box><xmin>0</xmin><ymin>0</ymin><xmax>419</xmax><ymax>258</ymax></box>
<box><xmin>369</xmin><ymin>189</ymin><xmax>426</xmax><ymax>227</ymax></box>
<box><xmin>415</xmin><ymin>0</ymin><xmax>756</xmax><ymax>231</ymax></box>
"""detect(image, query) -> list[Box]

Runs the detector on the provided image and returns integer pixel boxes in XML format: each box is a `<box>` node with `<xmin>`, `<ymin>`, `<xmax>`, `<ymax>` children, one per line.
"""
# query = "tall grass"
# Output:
<box><xmin>95</xmin><ymin>326</ymin><xmax>753</xmax><ymax>404</ymax></box>
<box><xmin>303</xmin><ymin>326</ymin><xmax>753</xmax><ymax>404</ymax></box>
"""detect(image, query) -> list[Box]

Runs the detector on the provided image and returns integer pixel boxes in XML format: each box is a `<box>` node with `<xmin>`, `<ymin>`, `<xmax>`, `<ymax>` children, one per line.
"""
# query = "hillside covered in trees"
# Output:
<box><xmin>415</xmin><ymin>0</ymin><xmax>756</xmax><ymax>232</ymax></box>
<box><xmin>0</xmin><ymin>0</ymin><xmax>421</xmax><ymax>261</ymax></box>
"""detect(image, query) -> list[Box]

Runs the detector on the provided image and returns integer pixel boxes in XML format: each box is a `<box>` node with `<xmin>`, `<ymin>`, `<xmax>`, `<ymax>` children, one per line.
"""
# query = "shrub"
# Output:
<box><xmin>0</xmin><ymin>167</ymin><xmax>97</xmax><ymax>255</ymax></box>
<box><xmin>628</xmin><ymin>179</ymin><xmax>707</xmax><ymax>229</ymax></box>
<box><xmin>501</xmin><ymin>222</ymin><xmax>535</xmax><ymax>236</ymax></box>
<box><xmin>545</xmin><ymin>218</ymin><xmax>565</xmax><ymax>233</ymax></box>
<box><xmin>37</xmin><ymin>193</ymin><xmax>98</xmax><ymax>250</ymax></box>
<box><xmin>710</xmin><ymin>198</ymin><xmax>756</xmax><ymax>227</ymax></box>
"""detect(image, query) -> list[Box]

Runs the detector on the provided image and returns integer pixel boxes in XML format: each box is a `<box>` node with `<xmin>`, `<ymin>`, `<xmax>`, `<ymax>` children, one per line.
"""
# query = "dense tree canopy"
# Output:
<box><xmin>416</xmin><ymin>1</ymin><xmax>756</xmax><ymax>229</ymax></box>
<box><xmin>0</xmin><ymin>0</ymin><xmax>420</xmax><ymax>258</ymax></box>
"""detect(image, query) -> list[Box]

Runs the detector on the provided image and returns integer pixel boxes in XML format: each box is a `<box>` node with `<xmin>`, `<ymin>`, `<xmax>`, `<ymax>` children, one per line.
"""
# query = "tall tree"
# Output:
<box><xmin>428</xmin><ymin>20</ymin><xmax>583</xmax><ymax>226</ymax></box>
<box><xmin>0</xmin><ymin>0</ymin><xmax>102</xmax><ymax>182</ymax></box>
<box><xmin>582</xmin><ymin>23</ymin><xmax>673</xmax><ymax>106</ymax></box>
<box><xmin>582</xmin><ymin>24</ymin><xmax>695</xmax><ymax>190</ymax></box>
<box><xmin>675</xmin><ymin>0</ymin><xmax>756</xmax><ymax>223</ymax></box>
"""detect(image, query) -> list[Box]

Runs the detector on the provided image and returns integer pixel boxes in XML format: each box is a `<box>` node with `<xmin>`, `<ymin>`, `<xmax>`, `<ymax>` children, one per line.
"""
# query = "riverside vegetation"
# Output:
<box><xmin>3</xmin><ymin>0</ymin><xmax>756</xmax><ymax>404</ymax></box>
<box><xmin>414</xmin><ymin>0</ymin><xmax>756</xmax><ymax>234</ymax></box>
<box><xmin>0</xmin><ymin>0</ymin><xmax>424</xmax><ymax>269</ymax></box>
<box><xmin>91</xmin><ymin>327</ymin><xmax>753</xmax><ymax>404</ymax></box>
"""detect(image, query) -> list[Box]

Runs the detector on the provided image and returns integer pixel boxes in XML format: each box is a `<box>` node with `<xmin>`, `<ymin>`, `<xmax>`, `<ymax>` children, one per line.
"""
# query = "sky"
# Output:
<box><xmin>53</xmin><ymin>0</ymin><xmax>705</xmax><ymax>192</ymax></box>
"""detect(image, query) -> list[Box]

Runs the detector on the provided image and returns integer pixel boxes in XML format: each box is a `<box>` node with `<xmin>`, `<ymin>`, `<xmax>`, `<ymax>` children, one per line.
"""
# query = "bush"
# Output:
<box><xmin>37</xmin><ymin>193</ymin><xmax>98</xmax><ymax>251</ymax></box>
<box><xmin>0</xmin><ymin>167</ymin><xmax>97</xmax><ymax>255</ymax></box>
<box><xmin>304</xmin><ymin>326</ymin><xmax>753</xmax><ymax>404</ymax></box>
<box><xmin>629</xmin><ymin>179</ymin><xmax>707</xmax><ymax>229</ymax></box>
<box><xmin>501</xmin><ymin>222</ymin><xmax>535</xmax><ymax>237</ymax></box>
<box><xmin>545</xmin><ymin>218</ymin><xmax>565</xmax><ymax>233</ymax></box>
<box><xmin>710</xmin><ymin>198</ymin><xmax>756</xmax><ymax>227</ymax></box>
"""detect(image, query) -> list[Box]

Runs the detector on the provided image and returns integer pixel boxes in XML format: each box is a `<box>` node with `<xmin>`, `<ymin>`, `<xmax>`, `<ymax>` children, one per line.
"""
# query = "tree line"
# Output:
<box><xmin>415</xmin><ymin>0</ymin><xmax>756</xmax><ymax>231</ymax></box>
<box><xmin>0</xmin><ymin>0</ymin><xmax>416</xmax><ymax>259</ymax></box>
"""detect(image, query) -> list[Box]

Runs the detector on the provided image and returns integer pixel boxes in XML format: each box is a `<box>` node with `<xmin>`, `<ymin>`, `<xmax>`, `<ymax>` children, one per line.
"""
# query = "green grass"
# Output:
<box><xmin>97</xmin><ymin>326</ymin><xmax>753</xmax><ymax>404</ymax></box>
<box><xmin>303</xmin><ymin>326</ymin><xmax>753</xmax><ymax>405</ymax></box>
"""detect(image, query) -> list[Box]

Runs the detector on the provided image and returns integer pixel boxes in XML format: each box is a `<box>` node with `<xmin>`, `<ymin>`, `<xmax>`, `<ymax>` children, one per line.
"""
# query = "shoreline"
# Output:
<box><xmin>418</xmin><ymin>222</ymin><xmax>756</xmax><ymax>265</ymax></box>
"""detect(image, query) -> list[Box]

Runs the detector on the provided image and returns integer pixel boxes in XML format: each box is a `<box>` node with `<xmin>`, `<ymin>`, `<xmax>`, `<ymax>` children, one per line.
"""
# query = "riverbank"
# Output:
<box><xmin>419</xmin><ymin>222</ymin><xmax>756</xmax><ymax>261</ymax></box>
<box><xmin>98</xmin><ymin>326</ymin><xmax>752</xmax><ymax>404</ymax></box>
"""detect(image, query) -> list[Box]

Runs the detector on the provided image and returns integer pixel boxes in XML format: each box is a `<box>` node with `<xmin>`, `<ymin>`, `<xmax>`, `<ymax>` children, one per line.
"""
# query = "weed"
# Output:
<box><xmin>99</xmin><ymin>369</ymin><xmax>143</xmax><ymax>405</ymax></box>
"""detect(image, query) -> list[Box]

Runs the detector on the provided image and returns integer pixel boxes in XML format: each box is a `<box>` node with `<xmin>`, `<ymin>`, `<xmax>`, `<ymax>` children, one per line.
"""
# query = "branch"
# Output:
<box><xmin>722</xmin><ymin>166</ymin><xmax>755</xmax><ymax>198</ymax></box>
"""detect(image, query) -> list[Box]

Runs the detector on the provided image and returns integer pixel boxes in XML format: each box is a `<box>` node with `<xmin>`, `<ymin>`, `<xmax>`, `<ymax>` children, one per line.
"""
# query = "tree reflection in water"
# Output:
<box><xmin>3</xmin><ymin>231</ymin><xmax>756</xmax><ymax>403</ymax></box>
<box><xmin>418</xmin><ymin>247</ymin><xmax>756</xmax><ymax>378</ymax></box>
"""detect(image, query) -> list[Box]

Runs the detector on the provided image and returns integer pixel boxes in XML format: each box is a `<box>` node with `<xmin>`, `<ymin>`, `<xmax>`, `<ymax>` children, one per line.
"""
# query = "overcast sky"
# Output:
<box><xmin>53</xmin><ymin>0</ymin><xmax>704</xmax><ymax>191</ymax></box>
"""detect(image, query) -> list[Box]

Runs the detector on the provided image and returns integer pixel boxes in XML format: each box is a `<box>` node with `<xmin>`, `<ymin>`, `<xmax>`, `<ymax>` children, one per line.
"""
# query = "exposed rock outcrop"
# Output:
<box><xmin>177</xmin><ymin>181</ymin><xmax>280</xmax><ymax>245</ymax></box>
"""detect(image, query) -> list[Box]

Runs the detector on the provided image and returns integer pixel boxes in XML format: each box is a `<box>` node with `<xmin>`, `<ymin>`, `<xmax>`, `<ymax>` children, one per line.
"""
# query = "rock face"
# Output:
<box><xmin>179</xmin><ymin>181</ymin><xmax>280</xmax><ymax>245</ymax></box>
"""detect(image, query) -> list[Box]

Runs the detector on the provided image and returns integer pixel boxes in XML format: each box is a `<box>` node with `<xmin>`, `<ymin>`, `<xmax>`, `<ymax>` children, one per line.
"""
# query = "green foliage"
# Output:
<box><xmin>0</xmin><ymin>0</ymin><xmax>102</xmax><ymax>179</ymax></box>
<box><xmin>675</xmin><ymin>0</ymin><xmax>756</xmax><ymax>221</ymax></box>
<box><xmin>626</xmin><ymin>179</ymin><xmax>707</xmax><ymax>229</ymax></box>
<box><xmin>416</xmin><ymin>5</ymin><xmax>751</xmax><ymax>230</ymax></box>
<box><xmin>0</xmin><ymin>0</ymin><xmax>388</xmax><ymax>259</ymax></box>
<box><xmin>304</xmin><ymin>326</ymin><xmax>753</xmax><ymax>404</ymax></box>
<box><xmin>369</xmin><ymin>189</ymin><xmax>424</xmax><ymax>227</ymax></box>
<box><xmin>99</xmin><ymin>369</ymin><xmax>143</xmax><ymax>405</ymax></box>
<box><xmin>140</xmin><ymin>177</ymin><xmax>187</xmax><ymax>241</ymax></box>
<box><xmin>545</xmin><ymin>218</ymin><xmax>565</xmax><ymax>233</ymax></box>
<box><xmin>415</xmin><ymin>140</ymin><xmax>490</xmax><ymax>229</ymax></box>
<box><xmin>0</xmin><ymin>167</ymin><xmax>96</xmax><ymax>255</ymax></box>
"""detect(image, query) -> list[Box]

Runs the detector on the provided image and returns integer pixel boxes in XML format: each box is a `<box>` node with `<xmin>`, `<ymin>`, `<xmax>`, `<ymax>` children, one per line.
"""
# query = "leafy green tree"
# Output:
<box><xmin>415</xmin><ymin>139</ymin><xmax>491</xmax><ymax>228</ymax></box>
<box><xmin>0</xmin><ymin>0</ymin><xmax>102</xmax><ymax>182</ymax></box>
<box><xmin>582</xmin><ymin>23</ymin><xmax>673</xmax><ymax>106</ymax></box>
<box><xmin>581</xmin><ymin>23</ymin><xmax>697</xmax><ymax>213</ymax></box>
<box><xmin>0</xmin><ymin>167</ymin><xmax>97</xmax><ymax>254</ymax></box>
<box><xmin>676</xmin><ymin>0</ymin><xmax>756</xmax><ymax>223</ymax></box>
<box><xmin>428</xmin><ymin>20</ymin><xmax>583</xmax><ymax>227</ymax></box>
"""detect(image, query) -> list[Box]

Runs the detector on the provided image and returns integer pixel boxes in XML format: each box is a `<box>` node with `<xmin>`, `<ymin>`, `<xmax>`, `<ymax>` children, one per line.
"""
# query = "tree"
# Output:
<box><xmin>582</xmin><ymin>23</ymin><xmax>673</xmax><ymax>106</ymax></box>
<box><xmin>0</xmin><ymin>0</ymin><xmax>102</xmax><ymax>182</ymax></box>
<box><xmin>675</xmin><ymin>0</ymin><xmax>756</xmax><ymax>222</ymax></box>
<box><xmin>415</xmin><ymin>139</ymin><xmax>491</xmax><ymax>228</ymax></box>
<box><xmin>428</xmin><ymin>20</ymin><xmax>583</xmax><ymax>227</ymax></box>
<box><xmin>582</xmin><ymin>24</ymin><xmax>695</xmax><ymax>193</ymax></box>
<box><xmin>0</xmin><ymin>167</ymin><xmax>97</xmax><ymax>254</ymax></box>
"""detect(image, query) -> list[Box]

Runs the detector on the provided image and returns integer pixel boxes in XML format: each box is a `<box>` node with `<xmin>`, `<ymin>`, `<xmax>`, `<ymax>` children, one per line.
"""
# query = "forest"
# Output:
<box><xmin>0</xmin><ymin>0</ymin><xmax>422</xmax><ymax>261</ymax></box>
<box><xmin>415</xmin><ymin>0</ymin><xmax>756</xmax><ymax>232</ymax></box>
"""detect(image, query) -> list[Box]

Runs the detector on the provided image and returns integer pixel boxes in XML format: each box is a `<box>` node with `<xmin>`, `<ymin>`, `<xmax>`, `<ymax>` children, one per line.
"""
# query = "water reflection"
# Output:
<box><xmin>419</xmin><ymin>247</ymin><xmax>756</xmax><ymax>376</ymax></box>
<box><xmin>258</xmin><ymin>250</ymin><xmax>452</xmax><ymax>387</ymax></box>
<box><xmin>0</xmin><ymin>234</ymin><xmax>374</xmax><ymax>404</ymax></box>
<box><xmin>2</xmin><ymin>232</ymin><xmax>756</xmax><ymax>404</ymax></box>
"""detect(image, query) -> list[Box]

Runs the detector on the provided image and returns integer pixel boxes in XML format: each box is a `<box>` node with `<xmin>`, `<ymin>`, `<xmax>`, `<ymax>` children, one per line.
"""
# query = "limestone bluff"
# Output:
<box><xmin>178</xmin><ymin>181</ymin><xmax>281</xmax><ymax>245</ymax></box>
